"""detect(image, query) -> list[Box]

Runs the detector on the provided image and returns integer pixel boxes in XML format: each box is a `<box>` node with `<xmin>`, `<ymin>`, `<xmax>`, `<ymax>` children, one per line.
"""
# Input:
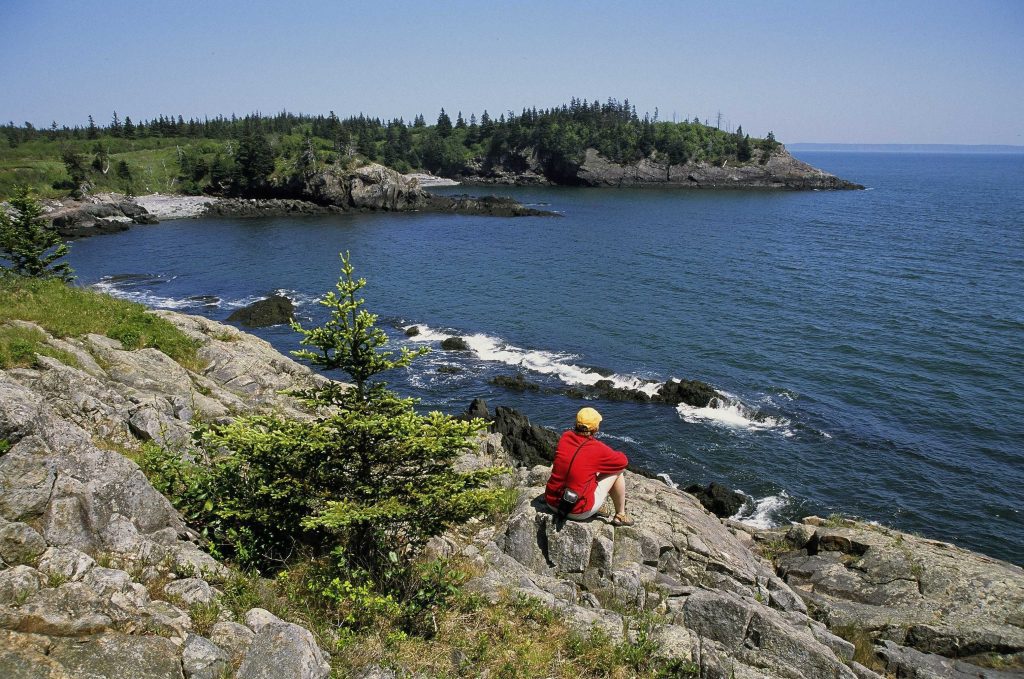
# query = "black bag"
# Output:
<box><xmin>555</xmin><ymin>487</ymin><xmax>580</xmax><ymax>519</ymax></box>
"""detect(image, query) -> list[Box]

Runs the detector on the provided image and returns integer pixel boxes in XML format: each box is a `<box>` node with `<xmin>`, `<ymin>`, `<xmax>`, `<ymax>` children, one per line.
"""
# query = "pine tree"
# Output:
<box><xmin>0</xmin><ymin>186</ymin><xmax>73</xmax><ymax>281</ymax></box>
<box><xmin>436</xmin><ymin>108</ymin><xmax>452</xmax><ymax>137</ymax></box>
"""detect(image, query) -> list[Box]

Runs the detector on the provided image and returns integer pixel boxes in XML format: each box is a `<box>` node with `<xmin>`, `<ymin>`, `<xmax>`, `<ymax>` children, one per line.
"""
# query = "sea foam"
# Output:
<box><xmin>403</xmin><ymin>324</ymin><xmax>661</xmax><ymax>397</ymax></box>
<box><xmin>731</xmin><ymin>491</ymin><xmax>790</xmax><ymax>530</ymax></box>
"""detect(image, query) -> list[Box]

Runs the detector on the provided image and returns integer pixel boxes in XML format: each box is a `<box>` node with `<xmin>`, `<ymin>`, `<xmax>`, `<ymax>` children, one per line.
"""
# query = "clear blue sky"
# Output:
<box><xmin>2</xmin><ymin>0</ymin><xmax>1021</xmax><ymax>144</ymax></box>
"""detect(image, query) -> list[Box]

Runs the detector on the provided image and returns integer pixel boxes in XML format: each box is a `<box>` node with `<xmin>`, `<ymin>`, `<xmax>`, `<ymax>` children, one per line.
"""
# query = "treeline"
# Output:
<box><xmin>2</xmin><ymin>99</ymin><xmax>780</xmax><ymax>197</ymax></box>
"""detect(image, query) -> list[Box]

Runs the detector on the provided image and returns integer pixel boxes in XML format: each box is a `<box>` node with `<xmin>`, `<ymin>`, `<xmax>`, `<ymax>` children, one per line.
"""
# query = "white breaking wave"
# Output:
<box><xmin>403</xmin><ymin>324</ymin><xmax>662</xmax><ymax>397</ymax></box>
<box><xmin>676</xmin><ymin>396</ymin><xmax>791</xmax><ymax>434</ymax></box>
<box><xmin>731</xmin><ymin>491</ymin><xmax>790</xmax><ymax>530</ymax></box>
<box><xmin>91</xmin><ymin>279</ymin><xmax>208</xmax><ymax>310</ymax></box>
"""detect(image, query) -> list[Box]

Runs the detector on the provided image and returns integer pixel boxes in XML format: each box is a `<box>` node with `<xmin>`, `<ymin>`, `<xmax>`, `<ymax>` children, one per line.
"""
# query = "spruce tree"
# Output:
<box><xmin>0</xmin><ymin>186</ymin><xmax>73</xmax><ymax>281</ymax></box>
<box><xmin>163</xmin><ymin>253</ymin><xmax>504</xmax><ymax>579</ymax></box>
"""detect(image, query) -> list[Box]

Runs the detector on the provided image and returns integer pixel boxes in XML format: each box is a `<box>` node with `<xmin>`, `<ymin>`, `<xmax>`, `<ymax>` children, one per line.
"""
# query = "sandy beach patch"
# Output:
<box><xmin>135</xmin><ymin>194</ymin><xmax>218</xmax><ymax>220</ymax></box>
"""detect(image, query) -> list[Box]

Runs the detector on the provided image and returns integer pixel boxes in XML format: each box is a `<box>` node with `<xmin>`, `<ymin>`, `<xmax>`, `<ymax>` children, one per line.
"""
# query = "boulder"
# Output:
<box><xmin>0</xmin><ymin>566</ymin><xmax>43</xmax><ymax>605</ymax></box>
<box><xmin>440</xmin><ymin>337</ymin><xmax>470</xmax><ymax>351</ymax></box>
<box><xmin>654</xmin><ymin>378</ymin><xmax>721</xmax><ymax>407</ymax></box>
<box><xmin>236</xmin><ymin>622</ymin><xmax>330</xmax><ymax>679</ymax></box>
<box><xmin>209</xmin><ymin>620</ymin><xmax>255</xmax><ymax>664</ymax></box>
<box><xmin>684</xmin><ymin>482</ymin><xmax>746</xmax><ymax>518</ymax></box>
<box><xmin>164</xmin><ymin>578</ymin><xmax>216</xmax><ymax>607</ymax></box>
<box><xmin>47</xmin><ymin>632</ymin><xmax>184</xmax><ymax>679</ymax></box>
<box><xmin>182</xmin><ymin>634</ymin><xmax>230</xmax><ymax>679</ymax></box>
<box><xmin>226</xmin><ymin>295</ymin><xmax>295</xmax><ymax>328</ymax></box>
<box><xmin>0</xmin><ymin>522</ymin><xmax>48</xmax><ymax>566</ymax></box>
<box><xmin>490</xmin><ymin>374</ymin><xmax>540</xmax><ymax>392</ymax></box>
<box><xmin>490</xmin><ymin>406</ymin><xmax>559</xmax><ymax>467</ymax></box>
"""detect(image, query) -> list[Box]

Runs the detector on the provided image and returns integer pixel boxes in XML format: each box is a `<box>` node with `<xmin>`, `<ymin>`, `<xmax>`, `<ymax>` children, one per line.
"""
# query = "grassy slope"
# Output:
<box><xmin>0</xmin><ymin>276</ymin><xmax>202</xmax><ymax>370</ymax></box>
<box><xmin>0</xmin><ymin>136</ymin><xmax>220</xmax><ymax>198</ymax></box>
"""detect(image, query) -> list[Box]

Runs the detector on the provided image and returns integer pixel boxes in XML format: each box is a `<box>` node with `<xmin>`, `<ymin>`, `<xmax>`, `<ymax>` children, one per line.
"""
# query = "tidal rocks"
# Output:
<box><xmin>655</xmin><ymin>378</ymin><xmax>721</xmax><ymax>407</ymax></box>
<box><xmin>226</xmin><ymin>295</ymin><xmax>295</xmax><ymax>327</ymax></box>
<box><xmin>489</xmin><ymin>374</ymin><xmax>539</xmax><ymax>391</ymax></box>
<box><xmin>684</xmin><ymin>482</ymin><xmax>746</xmax><ymax>518</ymax></box>
<box><xmin>425</xmin><ymin>193</ymin><xmax>554</xmax><ymax>217</ymax></box>
<box><xmin>440</xmin><ymin>336</ymin><xmax>470</xmax><ymax>351</ymax></box>
<box><xmin>489</xmin><ymin>369</ymin><xmax>724</xmax><ymax>409</ymax></box>
<box><xmin>41</xmin><ymin>194</ymin><xmax>158</xmax><ymax>238</ymax></box>
<box><xmin>202</xmin><ymin>198</ymin><xmax>343</xmax><ymax>218</ymax></box>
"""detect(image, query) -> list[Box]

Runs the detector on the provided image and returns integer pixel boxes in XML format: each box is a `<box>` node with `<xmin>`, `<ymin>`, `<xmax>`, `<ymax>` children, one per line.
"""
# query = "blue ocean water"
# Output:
<box><xmin>66</xmin><ymin>152</ymin><xmax>1024</xmax><ymax>564</ymax></box>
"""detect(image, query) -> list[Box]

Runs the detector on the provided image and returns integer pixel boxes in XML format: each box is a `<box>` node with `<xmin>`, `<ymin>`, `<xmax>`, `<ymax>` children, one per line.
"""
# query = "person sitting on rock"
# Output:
<box><xmin>545</xmin><ymin>407</ymin><xmax>634</xmax><ymax>526</ymax></box>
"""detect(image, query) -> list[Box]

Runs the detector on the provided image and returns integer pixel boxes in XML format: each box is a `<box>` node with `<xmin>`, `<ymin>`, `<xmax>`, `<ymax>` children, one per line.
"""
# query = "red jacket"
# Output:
<box><xmin>544</xmin><ymin>430</ymin><xmax>629</xmax><ymax>514</ymax></box>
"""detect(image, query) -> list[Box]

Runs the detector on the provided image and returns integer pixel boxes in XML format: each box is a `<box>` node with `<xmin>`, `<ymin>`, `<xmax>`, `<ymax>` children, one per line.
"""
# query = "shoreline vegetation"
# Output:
<box><xmin>0</xmin><ymin>270</ymin><xmax>1021</xmax><ymax>678</ymax></box>
<box><xmin>2</xmin><ymin>98</ymin><xmax>862</xmax><ymax>237</ymax></box>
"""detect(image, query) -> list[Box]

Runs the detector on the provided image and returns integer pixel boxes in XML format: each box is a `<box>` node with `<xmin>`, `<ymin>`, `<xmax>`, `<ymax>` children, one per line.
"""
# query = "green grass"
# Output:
<box><xmin>0</xmin><ymin>275</ymin><xmax>203</xmax><ymax>371</ymax></box>
<box><xmin>0</xmin><ymin>323</ymin><xmax>80</xmax><ymax>369</ymax></box>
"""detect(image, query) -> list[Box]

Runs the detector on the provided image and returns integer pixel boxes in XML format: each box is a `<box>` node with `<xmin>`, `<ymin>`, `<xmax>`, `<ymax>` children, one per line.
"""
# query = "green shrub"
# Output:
<box><xmin>146</xmin><ymin>253</ymin><xmax>506</xmax><ymax>581</ymax></box>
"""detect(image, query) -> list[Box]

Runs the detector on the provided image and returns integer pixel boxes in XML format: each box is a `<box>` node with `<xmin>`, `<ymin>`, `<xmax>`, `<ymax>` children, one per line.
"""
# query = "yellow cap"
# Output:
<box><xmin>576</xmin><ymin>407</ymin><xmax>603</xmax><ymax>433</ymax></box>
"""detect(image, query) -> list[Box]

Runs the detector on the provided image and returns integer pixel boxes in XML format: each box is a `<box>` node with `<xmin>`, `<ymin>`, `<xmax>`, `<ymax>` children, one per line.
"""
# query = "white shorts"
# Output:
<box><xmin>568</xmin><ymin>472</ymin><xmax>620</xmax><ymax>520</ymax></box>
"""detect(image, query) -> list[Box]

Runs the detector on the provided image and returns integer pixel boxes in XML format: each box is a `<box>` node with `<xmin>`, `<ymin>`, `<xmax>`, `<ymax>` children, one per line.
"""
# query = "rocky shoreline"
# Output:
<box><xmin>33</xmin><ymin>162</ymin><xmax>554</xmax><ymax>239</ymax></box>
<box><xmin>1</xmin><ymin>309</ymin><xmax>1020</xmax><ymax>677</ymax></box>
<box><xmin>454</xmin><ymin>144</ymin><xmax>865</xmax><ymax>190</ymax></box>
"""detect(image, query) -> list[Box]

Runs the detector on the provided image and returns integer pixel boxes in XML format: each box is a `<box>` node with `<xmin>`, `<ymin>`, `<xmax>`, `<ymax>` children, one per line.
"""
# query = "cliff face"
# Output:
<box><xmin>0</xmin><ymin>311</ymin><xmax>1019</xmax><ymax>678</ymax></box>
<box><xmin>461</xmin><ymin>145</ymin><xmax>864</xmax><ymax>190</ymax></box>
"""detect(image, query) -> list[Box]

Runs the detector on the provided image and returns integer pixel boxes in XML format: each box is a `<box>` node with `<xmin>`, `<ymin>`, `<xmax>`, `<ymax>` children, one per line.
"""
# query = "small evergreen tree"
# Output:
<box><xmin>436</xmin><ymin>108</ymin><xmax>452</xmax><ymax>138</ymax></box>
<box><xmin>163</xmin><ymin>253</ymin><xmax>503</xmax><ymax>582</ymax></box>
<box><xmin>0</xmin><ymin>186</ymin><xmax>73</xmax><ymax>281</ymax></box>
<box><xmin>116</xmin><ymin>160</ymin><xmax>136</xmax><ymax>197</ymax></box>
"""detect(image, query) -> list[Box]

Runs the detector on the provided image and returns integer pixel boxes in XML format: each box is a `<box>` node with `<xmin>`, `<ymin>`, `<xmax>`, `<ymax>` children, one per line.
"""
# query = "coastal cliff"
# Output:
<box><xmin>1</xmin><ymin>304</ymin><xmax>1020</xmax><ymax>677</ymax></box>
<box><xmin>458</xmin><ymin>145</ymin><xmax>864</xmax><ymax>190</ymax></box>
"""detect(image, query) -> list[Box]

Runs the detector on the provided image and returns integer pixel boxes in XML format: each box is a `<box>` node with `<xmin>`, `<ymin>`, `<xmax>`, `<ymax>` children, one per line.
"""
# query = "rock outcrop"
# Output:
<box><xmin>281</xmin><ymin>162</ymin><xmax>553</xmax><ymax>216</ymax></box>
<box><xmin>772</xmin><ymin>516</ymin><xmax>1024</xmax><ymax>675</ymax></box>
<box><xmin>226</xmin><ymin>295</ymin><xmax>296</xmax><ymax>328</ymax></box>
<box><xmin>39</xmin><ymin>193</ymin><xmax>158</xmax><ymax>238</ymax></box>
<box><xmin>0</xmin><ymin>312</ymin><xmax>331</xmax><ymax>678</ymax></box>
<box><xmin>460</xmin><ymin>145</ymin><xmax>863</xmax><ymax>190</ymax></box>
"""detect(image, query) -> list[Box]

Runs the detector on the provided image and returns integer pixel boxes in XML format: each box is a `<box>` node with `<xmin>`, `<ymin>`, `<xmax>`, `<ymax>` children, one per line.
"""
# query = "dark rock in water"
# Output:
<box><xmin>226</xmin><ymin>295</ymin><xmax>295</xmax><ymax>327</ymax></box>
<box><xmin>187</xmin><ymin>295</ymin><xmax>221</xmax><ymax>307</ymax></box>
<box><xmin>464</xmin><ymin>398</ymin><xmax>491</xmax><ymax>421</ymax></box>
<box><xmin>404</xmin><ymin>326</ymin><xmax>420</xmax><ymax>337</ymax></box>
<box><xmin>491</xmin><ymin>406</ymin><xmax>560</xmax><ymax>467</ymax></box>
<box><xmin>440</xmin><ymin>337</ymin><xmax>470</xmax><ymax>351</ymax></box>
<box><xmin>436</xmin><ymin>365</ymin><xmax>462</xmax><ymax>374</ymax></box>
<box><xmin>564</xmin><ymin>378</ymin><xmax>654</xmax><ymax>402</ymax></box>
<box><xmin>684</xmin><ymin>482</ymin><xmax>746</xmax><ymax>518</ymax></box>
<box><xmin>654</xmin><ymin>379</ymin><xmax>720</xmax><ymax>407</ymax></box>
<box><xmin>490</xmin><ymin>374</ymin><xmax>540</xmax><ymax>392</ymax></box>
<box><xmin>426</xmin><ymin>193</ymin><xmax>555</xmax><ymax>217</ymax></box>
